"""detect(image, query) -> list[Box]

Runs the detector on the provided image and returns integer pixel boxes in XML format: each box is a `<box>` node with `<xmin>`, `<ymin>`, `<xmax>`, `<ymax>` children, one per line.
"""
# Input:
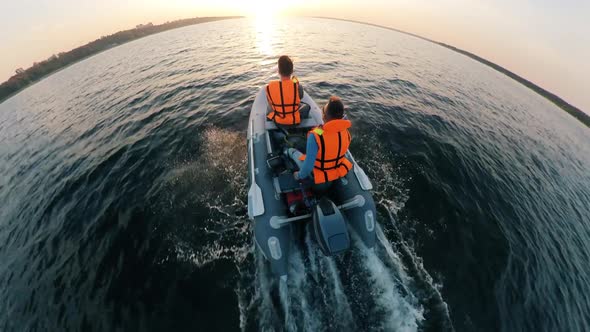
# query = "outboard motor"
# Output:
<box><xmin>310</xmin><ymin>197</ymin><xmax>351</xmax><ymax>256</ymax></box>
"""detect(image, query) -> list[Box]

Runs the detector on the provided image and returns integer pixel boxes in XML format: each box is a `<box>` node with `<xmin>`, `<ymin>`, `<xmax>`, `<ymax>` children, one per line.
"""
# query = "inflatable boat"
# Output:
<box><xmin>247</xmin><ymin>87</ymin><xmax>377</xmax><ymax>280</ymax></box>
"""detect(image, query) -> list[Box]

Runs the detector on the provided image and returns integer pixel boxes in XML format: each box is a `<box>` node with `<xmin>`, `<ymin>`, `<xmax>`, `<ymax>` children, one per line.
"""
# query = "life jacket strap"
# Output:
<box><xmin>314</xmin><ymin>163</ymin><xmax>350</xmax><ymax>171</ymax></box>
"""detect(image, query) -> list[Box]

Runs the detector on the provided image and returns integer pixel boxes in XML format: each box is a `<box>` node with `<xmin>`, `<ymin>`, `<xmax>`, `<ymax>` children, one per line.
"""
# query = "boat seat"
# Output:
<box><xmin>265</xmin><ymin>118</ymin><xmax>321</xmax><ymax>131</ymax></box>
<box><xmin>273</xmin><ymin>173</ymin><xmax>301</xmax><ymax>194</ymax></box>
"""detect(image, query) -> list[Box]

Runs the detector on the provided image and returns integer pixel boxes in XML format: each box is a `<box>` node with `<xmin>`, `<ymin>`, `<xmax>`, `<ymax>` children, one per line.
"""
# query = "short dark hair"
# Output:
<box><xmin>278</xmin><ymin>55</ymin><xmax>293</xmax><ymax>76</ymax></box>
<box><xmin>324</xmin><ymin>96</ymin><xmax>344</xmax><ymax>119</ymax></box>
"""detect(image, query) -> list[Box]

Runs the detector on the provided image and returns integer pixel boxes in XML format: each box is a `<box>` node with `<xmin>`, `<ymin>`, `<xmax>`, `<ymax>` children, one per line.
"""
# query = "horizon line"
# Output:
<box><xmin>1</xmin><ymin>14</ymin><xmax>587</xmax><ymax>121</ymax></box>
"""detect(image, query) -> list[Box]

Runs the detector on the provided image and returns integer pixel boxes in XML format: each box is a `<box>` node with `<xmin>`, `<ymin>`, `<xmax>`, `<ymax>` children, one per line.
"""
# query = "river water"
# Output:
<box><xmin>1</xmin><ymin>17</ymin><xmax>589</xmax><ymax>332</ymax></box>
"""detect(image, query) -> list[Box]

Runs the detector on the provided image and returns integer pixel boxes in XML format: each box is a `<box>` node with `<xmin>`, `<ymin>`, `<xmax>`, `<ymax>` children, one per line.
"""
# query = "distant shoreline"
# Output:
<box><xmin>313</xmin><ymin>16</ymin><xmax>590</xmax><ymax>128</ymax></box>
<box><xmin>2</xmin><ymin>15</ymin><xmax>588</xmax><ymax>128</ymax></box>
<box><xmin>0</xmin><ymin>45</ymin><xmax>119</xmax><ymax>104</ymax></box>
<box><xmin>0</xmin><ymin>16</ymin><xmax>242</xmax><ymax>105</ymax></box>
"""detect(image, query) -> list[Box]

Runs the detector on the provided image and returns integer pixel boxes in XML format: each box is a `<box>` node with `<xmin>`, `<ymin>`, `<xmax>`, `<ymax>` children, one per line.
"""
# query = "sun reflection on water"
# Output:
<box><xmin>254</xmin><ymin>13</ymin><xmax>276</xmax><ymax>57</ymax></box>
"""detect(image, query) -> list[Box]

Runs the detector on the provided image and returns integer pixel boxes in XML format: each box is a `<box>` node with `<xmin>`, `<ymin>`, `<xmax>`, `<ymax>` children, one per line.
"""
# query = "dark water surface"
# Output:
<box><xmin>1</xmin><ymin>18</ymin><xmax>589</xmax><ymax>331</ymax></box>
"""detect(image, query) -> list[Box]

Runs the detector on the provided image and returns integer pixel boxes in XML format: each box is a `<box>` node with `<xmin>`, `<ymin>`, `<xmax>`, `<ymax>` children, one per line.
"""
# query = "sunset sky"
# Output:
<box><xmin>1</xmin><ymin>0</ymin><xmax>589</xmax><ymax>111</ymax></box>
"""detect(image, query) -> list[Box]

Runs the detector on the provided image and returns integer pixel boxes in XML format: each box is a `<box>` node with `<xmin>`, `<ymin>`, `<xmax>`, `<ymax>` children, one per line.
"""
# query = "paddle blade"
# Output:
<box><xmin>248</xmin><ymin>183</ymin><xmax>265</xmax><ymax>219</ymax></box>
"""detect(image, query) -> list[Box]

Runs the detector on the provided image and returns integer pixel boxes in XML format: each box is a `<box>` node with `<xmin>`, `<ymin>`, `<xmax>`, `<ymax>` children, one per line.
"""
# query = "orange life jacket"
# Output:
<box><xmin>266</xmin><ymin>77</ymin><xmax>301</xmax><ymax>125</ymax></box>
<box><xmin>300</xmin><ymin>119</ymin><xmax>353</xmax><ymax>184</ymax></box>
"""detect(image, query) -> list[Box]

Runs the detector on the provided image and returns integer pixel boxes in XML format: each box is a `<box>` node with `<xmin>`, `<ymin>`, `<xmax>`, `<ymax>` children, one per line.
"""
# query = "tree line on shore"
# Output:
<box><xmin>0</xmin><ymin>16</ymin><xmax>239</xmax><ymax>103</ymax></box>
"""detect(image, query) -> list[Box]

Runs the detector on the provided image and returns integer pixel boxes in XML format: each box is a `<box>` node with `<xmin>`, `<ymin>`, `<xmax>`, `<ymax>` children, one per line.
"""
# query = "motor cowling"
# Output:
<box><xmin>310</xmin><ymin>197</ymin><xmax>350</xmax><ymax>256</ymax></box>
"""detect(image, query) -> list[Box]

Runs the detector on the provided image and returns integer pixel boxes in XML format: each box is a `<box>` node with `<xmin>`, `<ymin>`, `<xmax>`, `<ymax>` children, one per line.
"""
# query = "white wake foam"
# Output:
<box><xmin>242</xmin><ymin>223</ymin><xmax>426</xmax><ymax>331</ymax></box>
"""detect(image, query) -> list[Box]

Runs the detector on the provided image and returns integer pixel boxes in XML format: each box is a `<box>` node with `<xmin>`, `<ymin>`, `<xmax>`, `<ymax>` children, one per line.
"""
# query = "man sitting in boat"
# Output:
<box><xmin>286</xmin><ymin>96</ymin><xmax>353</xmax><ymax>188</ymax></box>
<box><xmin>266</xmin><ymin>55</ymin><xmax>309</xmax><ymax>125</ymax></box>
